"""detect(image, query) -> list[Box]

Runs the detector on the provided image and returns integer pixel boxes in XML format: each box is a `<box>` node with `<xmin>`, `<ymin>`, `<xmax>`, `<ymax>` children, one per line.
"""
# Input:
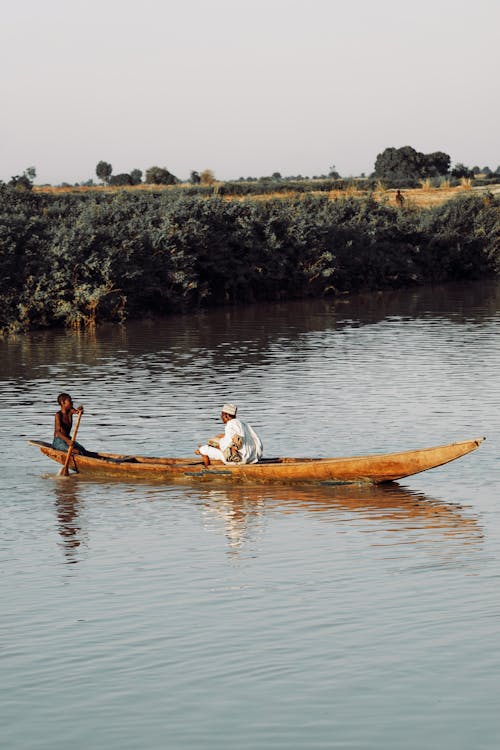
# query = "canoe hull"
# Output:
<box><xmin>28</xmin><ymin>438</ymin><xmax>485</xmax><ymax>485</ymax></box>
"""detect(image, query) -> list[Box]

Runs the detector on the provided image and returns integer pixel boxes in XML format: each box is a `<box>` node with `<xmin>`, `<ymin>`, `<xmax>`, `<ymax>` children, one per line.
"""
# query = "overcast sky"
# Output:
<box><xmin>1</xmin><ymin>0</ymin><xmax>499</xmax><ymax>185</ymax></box>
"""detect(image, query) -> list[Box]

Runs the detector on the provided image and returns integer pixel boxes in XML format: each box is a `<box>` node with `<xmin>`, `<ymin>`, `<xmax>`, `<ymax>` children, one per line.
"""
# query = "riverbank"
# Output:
<box><xmin>1</xmin><ymin>186</ymin><xmax>499</xmax><ymax>335</ymax></box>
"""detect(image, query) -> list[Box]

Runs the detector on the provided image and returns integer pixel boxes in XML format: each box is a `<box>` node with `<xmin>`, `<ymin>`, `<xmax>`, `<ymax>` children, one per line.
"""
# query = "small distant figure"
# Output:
<box><xmin>195</xmin><ymin>404</ymin><xmax>263</xmax><ymax>467</ymax></box>
<box><xmin>395</xmin><ymin>189</ymin><xmax>405</xmax><ymax>208</ymax></box>
<box><xmin>53</xmin><ymin>393</ymin><xmax>87</xmax><ymax>455</ymax></box>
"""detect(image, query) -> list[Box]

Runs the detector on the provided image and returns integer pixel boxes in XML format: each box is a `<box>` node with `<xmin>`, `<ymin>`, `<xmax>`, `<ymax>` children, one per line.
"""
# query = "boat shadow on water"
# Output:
<box><xmin>198</xmin><ymin>482</ymin><xmax>484</xmax><ymax>553</ymax></box>
<box><xmin>48</xmin><ymin>476</ymin><xmax>483</xmax><ymax>559</ymax></box>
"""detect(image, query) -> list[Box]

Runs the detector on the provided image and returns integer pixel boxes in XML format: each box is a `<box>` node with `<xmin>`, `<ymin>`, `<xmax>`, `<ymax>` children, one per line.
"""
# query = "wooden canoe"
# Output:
<box><xmin>28</xmin><ymin>437</ymin><xmax>484</xmax><ymax>485</ymax></box>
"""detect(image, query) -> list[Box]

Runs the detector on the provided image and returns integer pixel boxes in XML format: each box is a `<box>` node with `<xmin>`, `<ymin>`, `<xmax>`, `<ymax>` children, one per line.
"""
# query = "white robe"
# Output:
<box><xmin>200</xmin><ymin>418</ymin><xmax>263</xmax><ymax>464</ymax></box>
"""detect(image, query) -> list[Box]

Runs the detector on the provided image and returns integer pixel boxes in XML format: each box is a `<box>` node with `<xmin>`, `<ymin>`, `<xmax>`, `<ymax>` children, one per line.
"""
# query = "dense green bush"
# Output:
<box><xmin>0</xmin><ymin>185</ymin><xmax>499</xmax><ymax>334</ymax></box>
<box><xmin>373</xmin><ymin>146</ymin><xmax>451</xmax><ymax>184</ymax></box>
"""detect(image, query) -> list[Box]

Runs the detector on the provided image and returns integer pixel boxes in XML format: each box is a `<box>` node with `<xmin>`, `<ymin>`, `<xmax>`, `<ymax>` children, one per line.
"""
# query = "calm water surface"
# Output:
<box><xmin>1</xmin><ymin>281</ymin><xmax>499</xmax><ymax>749</ymax></box>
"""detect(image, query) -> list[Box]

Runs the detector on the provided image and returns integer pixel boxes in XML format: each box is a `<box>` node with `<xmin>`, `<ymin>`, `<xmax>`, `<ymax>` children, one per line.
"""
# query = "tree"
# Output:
<box><xmin>145</xmin><ymin>166</ymin><xmax>177</xmax><ymax>185</ymax></box>
<box><xmin>328</xmin><ymin>164</ymin><xmax>340</xmax><ymax>178</ymax></box>
<box><xmin>9</xmin><ymin>166</ymin><xmax>36</xmax><ymax>190</ymax></box>
<box><xmin>109</xmin><ymin>173</ymin><xmax>133</xmax><ymax>186</ymax></box>
<box><xmin>451</xmin><ymin>163</ymin><xmax>473</xmax><ymax>179</ymax></box>
<box><xmin>374</xmin><ymin>146</ymin><xmax>451</xmax><ymax>182</ymax></box>
<box><xmin>190</xmin><ymin>170</ymin><xmax>201</xmax><ymax>184</ymax></box>
<box><xmin>130</xmin><ymin>169</ymin><xmax>143</xmax><ymax>185</ymax></box>
<box><xmin>96</xmin><ymin>161</ymin><xmax>112</xmax><ymax>184</ymax></box>
<box><xmin>374</xmin><ymin>146</ymin><xmax>425</xmax><ymax>182</ymax></box>
<box><xmin>424</xmin><ymin>151</ymin><xmax>451</xmax><ymax>177</ymax></box>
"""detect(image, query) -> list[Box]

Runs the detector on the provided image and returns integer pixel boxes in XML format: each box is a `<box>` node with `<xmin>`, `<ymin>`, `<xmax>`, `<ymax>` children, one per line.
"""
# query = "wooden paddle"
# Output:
<box><xmin>58</xmin><ymin>409</ymin><xmax>83</xmax><ymax>476</ymax></box>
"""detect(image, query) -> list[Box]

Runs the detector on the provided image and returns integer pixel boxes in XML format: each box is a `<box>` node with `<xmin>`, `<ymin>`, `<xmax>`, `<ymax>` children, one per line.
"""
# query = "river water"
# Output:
<box><xmin>1</xmin><ymin>280</ymin><xmax>499</xmax><ymax>750</ymax></box>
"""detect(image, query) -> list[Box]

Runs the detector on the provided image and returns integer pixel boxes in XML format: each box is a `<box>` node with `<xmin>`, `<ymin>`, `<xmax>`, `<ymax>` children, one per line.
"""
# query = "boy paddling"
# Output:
<box><xmin>53</xmin><ymin>393</ymin><xmax>87</xmax><ymax>456</ymax></box>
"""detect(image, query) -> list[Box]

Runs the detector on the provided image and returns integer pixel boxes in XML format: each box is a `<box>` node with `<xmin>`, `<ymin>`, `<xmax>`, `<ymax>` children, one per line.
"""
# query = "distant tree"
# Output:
<box><xmin>472</xmin><ymin>166</ymin><xmax>481</xmax><ymax>175</ymax></box>
<box><xmin>145</xmin><ymin>166</ymin><xmax>177</xmax><ymax>185</ymax></box>
<box><xmin>374</xmin><ymin>146</ymin><xmax>451</xmax><ymax>182</ymax></box>
<box><xmin>451</xmin><ymin>163</ymin><xmax>473</xmax><ymax>179</ymax></box>
<box><xmin>271</xmin><ymin>172</ymin><xmax>282</xmax><ymax>180</ymax></box>
<box><xmin>130</xmin><ymin>169</ymin><xmax>143</xmax><ymax>185</ymax></box>
<box><xmin>96</xmin><ymin>161</ymin><xmax>112</xmax><ymax>184</ymax></box>
<box><xmin>328</xmin><ymin>164</ymin><xmax>340</xmax><ymax>178</ymax></box>
<box><xmin>482</xmin><ymin>166</ymin><xmax>492</xmax><ymax>175</ymax></box>
<box><xmin>424</xmin><ymin>151</ymin><xmax>451</xmax><ymax>177</ymax></box>
<box><xmin>190</xmin><ymin>170</ymin><xmax>201</xmax><ymax>184</ymax></box>
<box><xmin>374</xmin><ymin>146</ymin><xmax>426</xmax><ymax>181</ymax></box>
<box><xmin>109</xmin><ymin>173</ymin><xmax>133</xmax><ymax>186</ymax></box>
<box><xmin>200</xmin><ymin>169</ymin><xmax>215</xmax><ymax>186</ymax></box>
<box><xmin>9</xmin><ymin>166</ymin><xmax>36</xmax><ymax>190</ymax></box>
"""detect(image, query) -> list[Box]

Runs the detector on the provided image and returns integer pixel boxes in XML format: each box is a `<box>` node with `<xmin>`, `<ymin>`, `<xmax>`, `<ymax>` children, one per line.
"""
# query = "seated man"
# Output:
<box><xmin>195</xmin><ymin>404</ymin><xmax>263</xmax><ymax>467</ymax></box>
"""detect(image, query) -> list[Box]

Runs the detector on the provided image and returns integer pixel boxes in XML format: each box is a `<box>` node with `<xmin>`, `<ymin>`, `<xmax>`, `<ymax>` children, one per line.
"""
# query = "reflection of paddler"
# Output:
<box><xmin>53</xmin><ymin>480</ymin><xmax>83</xmax><ymax>559</ymax></box>
<box><xmin>196</xmin><ymin>404</ymin><xmax>263</xmax><ymax>467</ymax></box>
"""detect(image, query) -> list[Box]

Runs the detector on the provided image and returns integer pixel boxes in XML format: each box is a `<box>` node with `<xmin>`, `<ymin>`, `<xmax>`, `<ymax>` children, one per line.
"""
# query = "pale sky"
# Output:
<box><xmin>1</xmin><ymin>0</ymin><xmax>499</xmax><ymax>185</ymax></box>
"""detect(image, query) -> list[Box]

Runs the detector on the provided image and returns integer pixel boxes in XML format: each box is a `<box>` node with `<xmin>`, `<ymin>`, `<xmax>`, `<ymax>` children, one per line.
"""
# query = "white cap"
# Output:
<box><xmin>221</xmin><ymin>403</ymin><xmax>237</xmax><ymax>416</ymax></box>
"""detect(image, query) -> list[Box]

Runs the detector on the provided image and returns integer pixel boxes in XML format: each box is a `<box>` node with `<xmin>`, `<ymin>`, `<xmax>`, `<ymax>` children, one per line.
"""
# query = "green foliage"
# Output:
<box><xmin>212</xmin><ymin>177</ymin><xmax>373</xmax><ymax>196</ymax></box>
<box><xmin>108</xmin><ymin>173</ymin><xmax>133</xmax><ymax>186</ymax></box>
<box><xmin>425</xmin><ymin>152</ymin><xmax>451</xmax><ymax>177</ymax></box>
<box><xmin>8</xmin><ymin>167</ymin><xmax>36</xmax><ymax>191</ymax></box>
<box><xmin>451</xmin><ymin>163</ymin><xmax>474</xmax><ymax>179</ymax></box>
<box><xmin>105</xmin><ymin>170</ymin><xmax>143</xmax><ymax>186</ymax></box>
<box><xmin>374</xmin><ymin>146</ymin><xmax>451</xmax><ymax>185</ymax></box>
<box><xmin>0</xmin><ymin>185</ymin><xmax>498</xmax><ymax>334</ymax></box>
<box><xmin>130</xmin><ymin>169</ymin><xmax>143</xmax><ymax>185</ymax></box>
<box><xmin>145</xmin><ymin>167</ymin><xmax>178</xmax><ymax>185</ymax></box>
<box><xmin>96</xmin><ymin>161</ymin><xmax>113</xmax><ymax>184</ymax></box>
<box><xmin>418</xmin><ymin>193</ymin><xmax>500</xmax><ymax>277</ymax></box>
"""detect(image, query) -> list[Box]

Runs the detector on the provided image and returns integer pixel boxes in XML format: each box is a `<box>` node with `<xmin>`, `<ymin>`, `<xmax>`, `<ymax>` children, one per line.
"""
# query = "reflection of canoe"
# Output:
<box><xmin>200</xmin><ymin>482</ymin><xmax>483</xmax><ymax>551</ymax></box>
<box><xmin>29</xmin><ymin>437</ymin><xmax>484</xmax><ymax>484</ymax></box>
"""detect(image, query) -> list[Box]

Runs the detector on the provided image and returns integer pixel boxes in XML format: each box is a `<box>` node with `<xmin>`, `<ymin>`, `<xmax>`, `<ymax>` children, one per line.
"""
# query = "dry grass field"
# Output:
<box><xmin>383</xmin><ymin>183</ymin><xmax>500</xmax><ymax>208</ymax></box>
<box><xmin>34</xmin><ymin>182</ymin><xmax>500</xmax><ymax>209</ymax></box>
